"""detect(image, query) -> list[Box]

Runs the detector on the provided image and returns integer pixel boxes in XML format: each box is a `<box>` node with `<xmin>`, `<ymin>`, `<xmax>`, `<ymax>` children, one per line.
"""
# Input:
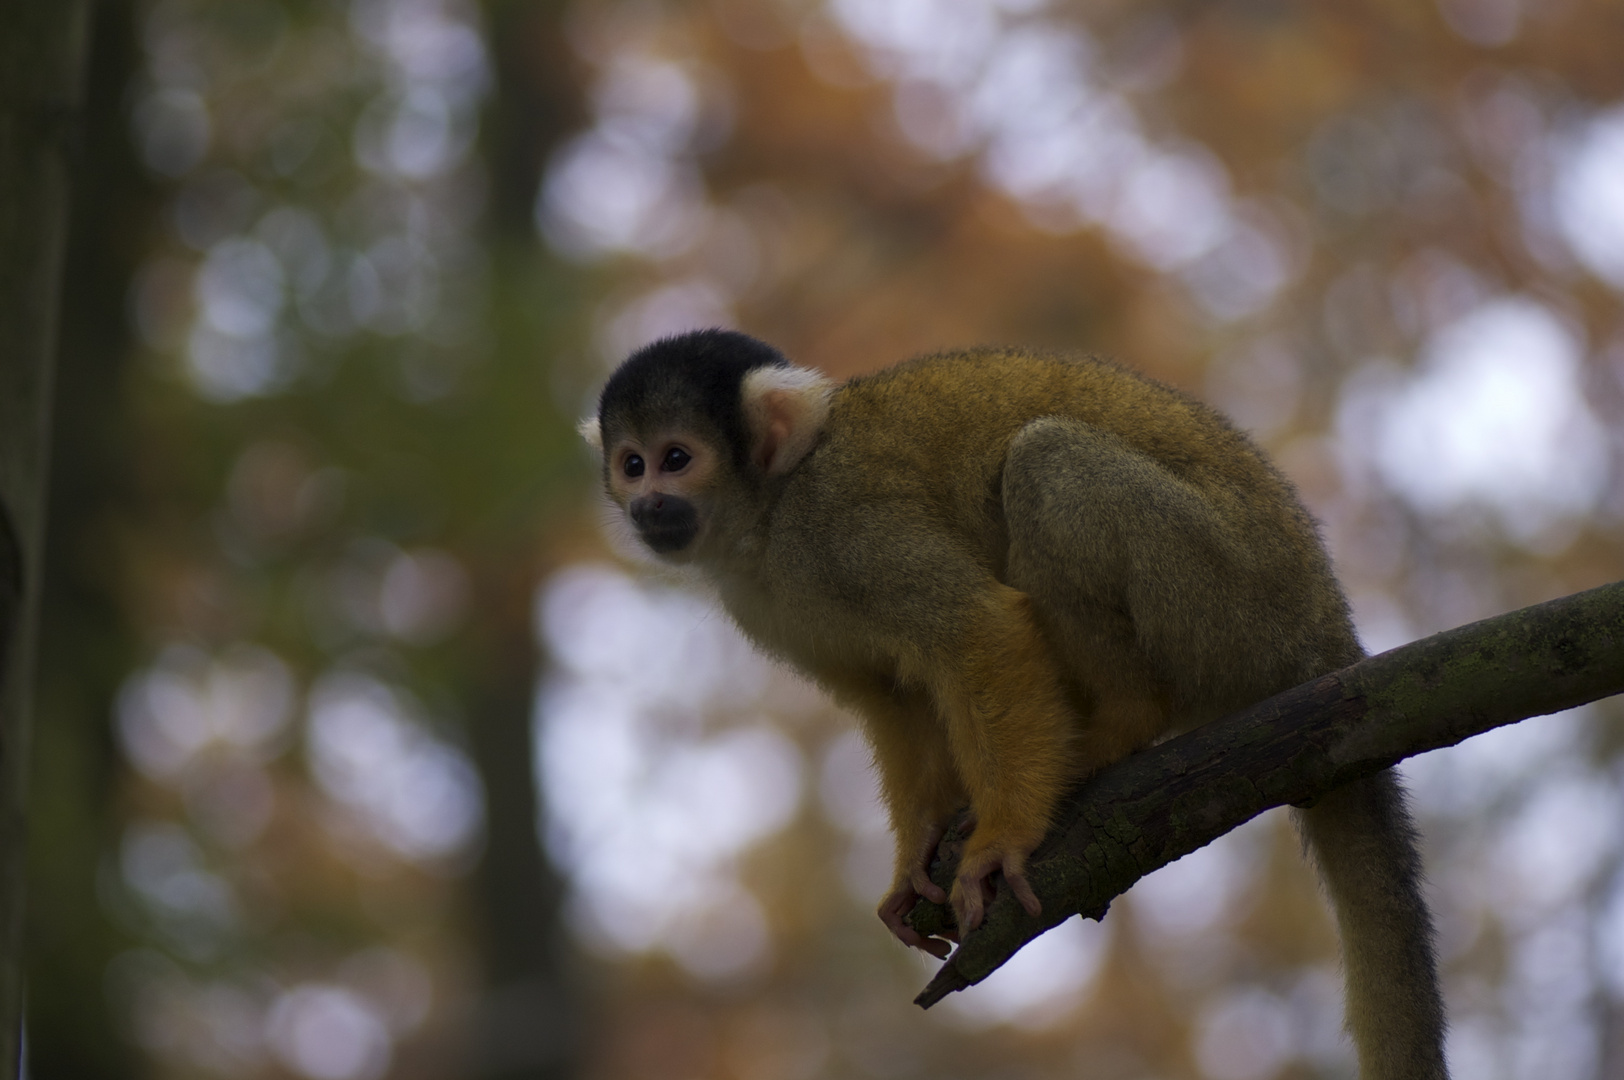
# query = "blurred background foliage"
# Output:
<box><xmin>24</xmin><ymin>1</ymin><xmax>1624</xmax><ymax>1079</ymax></box>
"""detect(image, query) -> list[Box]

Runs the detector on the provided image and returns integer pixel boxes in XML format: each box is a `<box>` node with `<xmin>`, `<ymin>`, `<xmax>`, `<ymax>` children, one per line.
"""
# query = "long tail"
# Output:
<box><xmin>1294</xmin><ymin>768</ymin><xmax>1449</xmax><ymax>1080</ymax></box>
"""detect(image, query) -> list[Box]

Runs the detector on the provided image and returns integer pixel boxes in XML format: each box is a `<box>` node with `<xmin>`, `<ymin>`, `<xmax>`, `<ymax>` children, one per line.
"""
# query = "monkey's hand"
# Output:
<box><xmin>879</xmin><ymin>879</ymin><xmax>953</xmax><ymax>959</ymax></box>
<box><xmin>951</xmin><ymin>832</ymin><xmax>1043</xmax><ymax>936</ymax></box>
<box><xmin>879</xmin><ymin>821</ymin><xmax>955</xmax><ymax>957</ymax></box>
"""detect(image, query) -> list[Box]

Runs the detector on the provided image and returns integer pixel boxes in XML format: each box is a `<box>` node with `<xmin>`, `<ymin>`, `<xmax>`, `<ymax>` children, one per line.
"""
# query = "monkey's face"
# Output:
<box><xmin>584</xmin><ymin>337</ymin><xmax>834</xmax><ymax>565</ymax></box>
<box><xmin>603</xmin><ymin>429</ymin><xmax>725</xmax><ymax>561</ymax></box>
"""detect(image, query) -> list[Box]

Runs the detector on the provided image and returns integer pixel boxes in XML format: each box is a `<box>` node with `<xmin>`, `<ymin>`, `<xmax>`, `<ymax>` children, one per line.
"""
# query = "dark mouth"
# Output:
<box><xmin>639</xmin><ymin>523</ymin><xmax>697</xmax><ymax>554</ymax></box>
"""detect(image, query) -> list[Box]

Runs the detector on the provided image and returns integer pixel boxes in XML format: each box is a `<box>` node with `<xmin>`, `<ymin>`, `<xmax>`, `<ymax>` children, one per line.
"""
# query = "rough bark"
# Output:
<box><xmin>909</xmin><ymin>579</ymin><xmax>1624</xmax><ymax>1007</ymax></box>
<box><xmin>0</xmin><ymin>0</ymin><xmax>90</xmax><ymax>1073</ymax></box>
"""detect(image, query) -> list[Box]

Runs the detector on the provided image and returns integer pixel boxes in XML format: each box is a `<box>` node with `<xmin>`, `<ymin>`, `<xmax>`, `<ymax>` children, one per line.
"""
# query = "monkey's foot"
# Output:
<box><xmin>950</xmin><ymin>842</ymin><xmax>1042</xmax><ymax>935</ymax></box>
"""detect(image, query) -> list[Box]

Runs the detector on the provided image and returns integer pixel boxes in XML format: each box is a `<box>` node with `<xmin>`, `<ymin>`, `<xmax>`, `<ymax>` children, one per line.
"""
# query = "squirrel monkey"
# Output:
<box><xmin>580</xmin><ymin>330</ymin><xmax>1447</xmax><ymax>1080</ymax></box>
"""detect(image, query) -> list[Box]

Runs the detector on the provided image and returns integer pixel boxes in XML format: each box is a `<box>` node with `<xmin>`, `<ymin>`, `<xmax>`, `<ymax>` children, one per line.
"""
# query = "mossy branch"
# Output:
<box><xmin>908</xmin><ymin>580</ymin><xmax>1624</xmax><ymax>1008</ymax></box>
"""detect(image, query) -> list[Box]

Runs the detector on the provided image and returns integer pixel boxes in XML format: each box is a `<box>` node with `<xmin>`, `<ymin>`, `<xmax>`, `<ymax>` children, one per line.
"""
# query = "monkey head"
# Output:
<box><xmin>580</xmin><ymin>329</ymin><xmax>834</xmax><ymax>563</ymax></box>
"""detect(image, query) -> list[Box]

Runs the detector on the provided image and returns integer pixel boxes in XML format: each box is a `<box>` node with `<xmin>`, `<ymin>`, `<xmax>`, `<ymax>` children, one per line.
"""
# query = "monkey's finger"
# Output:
<box><xmin>878</xmin><ymin>893</ymin><xmax>953</xmax><ymax>957</ymax></box>
<box><xmin>952</xmin><ymin>878</ymin><xmax>989</xmax><ymax>934</ymax></box>
<box><xmin>909</xmin><ymin>869</ymin><xmax>949</xmax><ymax>906</ymax></box>
<box><xmin>883</xmin><ymin>916</ymin><xmax>937</xmax><ymax>954</ymax></box>
<box><xmin>1005</xmin><ymin>869</ymin><xmax>1042</xmax><ymax>917</ymax></box>
<box><xmin>906</xmin><ymin>824</ymin><xmax>951</xmax><ymax>905</ymax></box>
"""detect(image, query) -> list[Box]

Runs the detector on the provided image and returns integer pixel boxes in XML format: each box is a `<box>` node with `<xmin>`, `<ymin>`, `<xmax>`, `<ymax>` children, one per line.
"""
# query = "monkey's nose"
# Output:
<box><xmin>629</xmin><ymin>494</ymin><xmax>699</xmax><ymax>554</ymax></box>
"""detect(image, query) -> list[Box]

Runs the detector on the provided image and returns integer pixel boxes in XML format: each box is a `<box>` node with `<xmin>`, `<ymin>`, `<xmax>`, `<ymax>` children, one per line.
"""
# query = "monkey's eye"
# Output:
<box><xmin>622</xmin><ymin>454</ymin><xmax>645</xmax><ymax>479</ymax></box>
<box><xmin>661</xmin><ymin>447</ymin><xmax>692</xmax><ymax>472</ymax></box>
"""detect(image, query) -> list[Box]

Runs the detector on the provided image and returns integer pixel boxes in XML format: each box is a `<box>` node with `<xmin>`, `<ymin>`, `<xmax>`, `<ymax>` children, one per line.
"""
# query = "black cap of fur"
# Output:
<box><xmin>599</xmin><ymin>329</ymin><xmax>789</xmax><ymax>470</ymax></box>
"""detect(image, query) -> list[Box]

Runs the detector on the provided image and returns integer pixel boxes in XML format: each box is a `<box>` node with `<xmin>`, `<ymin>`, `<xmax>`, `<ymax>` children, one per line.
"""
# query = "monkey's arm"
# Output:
<box><xmin>819</xmin><ymin>674</ymin><xmax>965</xmax><ymax>957</ymax></box>
<box><xmin>799</xmin><ymin>516</ymin><xmax>1081</xmax><ymax>938</ymax></box>
<box><xmin>900</xmin><ymin>580</ymin><xmax>1079</xmax><ymax>934</ymax></box>
<box><xmin>907</xmin><ymin>578</ymin><xmax>1624</xmax><ymax>1005</ymax></box>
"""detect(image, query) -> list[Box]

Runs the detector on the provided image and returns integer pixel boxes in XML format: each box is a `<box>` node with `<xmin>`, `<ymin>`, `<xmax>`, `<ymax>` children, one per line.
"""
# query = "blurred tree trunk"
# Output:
<box><xmin>464</xmin><ymin>4</ymin><xmax>590</xmax><ymax>1077</ymax></box>
<box><xmin>461</xmin><ymin>559</ymin><xmax>584</xmax><ymax>1079</ymax></box>
<box><xmin>0</xmin><ymin>0</ymin><xmax>90</xmax><ymax>1076</ymax></box>
<box><xmin>26</xmin><ymin>0</ymin><xmax>149</xmax><ymax>1074</ymax></box>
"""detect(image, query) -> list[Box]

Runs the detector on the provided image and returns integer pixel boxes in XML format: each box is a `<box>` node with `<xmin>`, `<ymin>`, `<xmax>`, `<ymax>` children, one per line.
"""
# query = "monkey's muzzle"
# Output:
<box><xmin>630</xmin><ymin>494</ymin><xmax>699</xmax><ymax>554</ymax></box>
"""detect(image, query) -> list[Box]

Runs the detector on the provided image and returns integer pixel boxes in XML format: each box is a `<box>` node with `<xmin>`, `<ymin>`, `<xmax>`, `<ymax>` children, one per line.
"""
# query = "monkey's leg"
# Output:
<box><xmin>999</xmin><ymin>416</ymin><xmax>1206</xmax><ymax>773</ymax></box>
<box><xmin>1004</xmin><ymin>418</ymin><xmax>1447</xmax><ymax>1077</ymax></box>
<box><xmin>825</xmin><ymin>676</ymin><xmax>967</xmax><ymax>956</ymax></box>
<box><xmin>1296</xmin><ymin>772</ymin><xmax>1448</xmax><ymax>1080</ymax></box>
<box><xmin>1001</xmin><ymin>416</ymin><xmax>1233</xmax><ymax>697</ymax></box>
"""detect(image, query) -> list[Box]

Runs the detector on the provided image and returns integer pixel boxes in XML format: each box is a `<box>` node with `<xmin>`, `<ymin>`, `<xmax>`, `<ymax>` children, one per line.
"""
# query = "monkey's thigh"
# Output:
<box><xmin>1001</xmin><ymin>416</ymin><xmax>1245</xmax><ymax>719</ymax></box>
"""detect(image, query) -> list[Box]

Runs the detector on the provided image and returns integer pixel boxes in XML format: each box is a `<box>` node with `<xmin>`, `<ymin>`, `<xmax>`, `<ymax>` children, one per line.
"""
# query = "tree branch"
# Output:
<box><xmin>908</xmin><ymin>579</ymin><xmax>1624</xmax><ymax>1008</ymax></box>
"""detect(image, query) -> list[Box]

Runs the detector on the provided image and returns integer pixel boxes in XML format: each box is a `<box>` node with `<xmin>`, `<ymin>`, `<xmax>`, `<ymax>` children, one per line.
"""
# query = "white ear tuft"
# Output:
<box><xmin>577</xmin><ymin>416</ymin><xmax>603</xmax><ymax>452</ymax></box>
<box><xmin>741</xmin><ymin>364</ymin><xmax>835</xmax><ymax>476</ymax></box>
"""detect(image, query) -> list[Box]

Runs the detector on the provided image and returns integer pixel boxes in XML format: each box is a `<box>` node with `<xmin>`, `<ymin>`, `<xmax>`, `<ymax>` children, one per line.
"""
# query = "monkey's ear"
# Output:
<box><xmin>577</xmin><ymin>416</ymin><xmax>603</xmax><ymax>452</ymax></box>
<box><xmin>742</xmin><ymin>365</ymin><xmax>834</xmax><ymax>476</ymax></box>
